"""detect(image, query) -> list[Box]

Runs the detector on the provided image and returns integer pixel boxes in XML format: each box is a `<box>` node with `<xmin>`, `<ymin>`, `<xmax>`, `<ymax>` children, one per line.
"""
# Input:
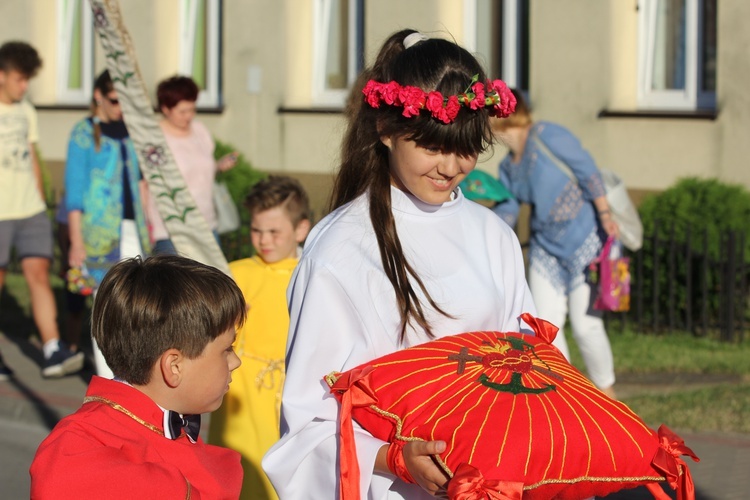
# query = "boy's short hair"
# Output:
<box><xmin>92</xmin><ymin>255</ymin><xmax>247</xmax><ymax>385</ymax></box>
<box><xmin>244</xmin><ymin>175</ymin><xmax>311</xmax><ymax>226</ymax></box>
<box><xmin>0</xmin><ymin>41</ymin><xmax>42</xmax><ymax>77</ymax></box>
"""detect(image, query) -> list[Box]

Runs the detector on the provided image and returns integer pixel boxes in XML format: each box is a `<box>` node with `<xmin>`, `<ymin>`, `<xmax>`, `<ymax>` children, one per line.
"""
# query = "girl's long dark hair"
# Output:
<box><xmin>331</xmin><ymin>29</ymin><xmax>495</xmax><ymax>342</ymax></box>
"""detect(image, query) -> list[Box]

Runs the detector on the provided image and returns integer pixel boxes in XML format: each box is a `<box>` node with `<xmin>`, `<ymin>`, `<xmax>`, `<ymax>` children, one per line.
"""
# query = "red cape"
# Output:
<box><xmin>30</xmin><ymin>376</ymin><xmax>242</xmax><ymax>499</ymax></box>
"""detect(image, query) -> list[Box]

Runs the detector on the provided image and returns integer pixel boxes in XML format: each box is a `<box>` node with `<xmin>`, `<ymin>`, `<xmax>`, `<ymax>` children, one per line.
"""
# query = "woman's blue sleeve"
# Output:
<box><xmin>540</xmin><ymin>123</ymin><xmax>605</xmax><ymax>200</ymax></box>
<box><xmin>64</xmin><ymin>124</ymin><xmax>89</xmax><ymax>212</ymax></box>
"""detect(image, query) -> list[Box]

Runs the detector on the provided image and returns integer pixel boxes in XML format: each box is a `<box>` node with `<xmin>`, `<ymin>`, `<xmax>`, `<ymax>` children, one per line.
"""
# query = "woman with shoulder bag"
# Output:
<box><xmin>491</xmin><ymin>89</ymin><xmax>619</xmax><ymax>399</ymax></box>
<box><xmin>146</xmin><ymin>76</ymin><xmax>238</xmax><ymax>255</ymax></box>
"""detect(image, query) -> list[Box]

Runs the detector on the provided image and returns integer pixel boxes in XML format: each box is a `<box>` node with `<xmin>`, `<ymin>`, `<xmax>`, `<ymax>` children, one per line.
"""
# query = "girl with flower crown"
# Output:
<box><xmin>262</xmin><ymin>29</ymin><xmax>536</xmax><ymax>499</ymax></box>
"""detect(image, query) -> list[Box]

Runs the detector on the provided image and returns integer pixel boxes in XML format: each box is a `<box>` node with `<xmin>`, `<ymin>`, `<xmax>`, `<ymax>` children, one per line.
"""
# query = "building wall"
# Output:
<box><xmin>3</xmin><ymin>0</ymin><xmax>749</xmax><ymax>207</ymax></box>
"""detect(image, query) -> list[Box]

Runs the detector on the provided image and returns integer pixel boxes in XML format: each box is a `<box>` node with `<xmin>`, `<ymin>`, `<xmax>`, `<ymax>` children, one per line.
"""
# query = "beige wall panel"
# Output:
<box><xmin>365</xmin><ymin>0</ymin><xmax>464</xmax><ymax>65</ymax></box>
<box><xmin>37</xmin><ymin>110</ymin><xmax>88</xmax><ymax>165</ymax></box>
<box><xmin>283</xmin><ymin>0</ymin><xmax>313</xmax><ymax>107</ymax></box>
<box><xmin>715</xmin><ymin>1</ymin><xmax>750</xmax><ymax>188</ymax></box>
<box><xmin>600</xmin><ymin>119</ymin><xmax>719</xmax><ymax>190</ymax></box>
<box><xmin>213</xmin><ymin>0</ymin><xmax>286</xmax><ymax>170</ymax></box>
<box><xmin>607</xmin><ymin>0</ymin><xmax>638</xmax><ymax>109</ymax></box>
<box><xmin>279</xmin><ymin>113</ymin><xmax>346</xmax><ymax>175</ymax></box>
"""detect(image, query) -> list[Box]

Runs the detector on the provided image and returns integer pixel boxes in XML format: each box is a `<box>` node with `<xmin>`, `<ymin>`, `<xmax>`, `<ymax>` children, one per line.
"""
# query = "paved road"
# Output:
<box><xmin>0</xmin><ymin>418</ymin><xmax>49</xmax><ymax>499</ymax></box>
<box><xmin>1</xmin><ymin>332</ymin><xmax>748</xmax><ymax>499</ymax></box>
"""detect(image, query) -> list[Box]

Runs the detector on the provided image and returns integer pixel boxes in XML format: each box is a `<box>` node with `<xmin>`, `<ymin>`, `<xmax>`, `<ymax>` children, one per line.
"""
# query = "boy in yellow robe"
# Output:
<box><xmin>209</xmin><ymin>175</ymin><xmax>311</xmax><ymax>500</ymax></box>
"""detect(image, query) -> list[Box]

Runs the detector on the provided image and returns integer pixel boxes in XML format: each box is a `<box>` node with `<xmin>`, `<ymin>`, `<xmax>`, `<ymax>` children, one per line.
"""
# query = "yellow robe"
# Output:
<box><xmin>209</xmin><ymin>255</ymin><xmax>297</xmax><ymax>500</ymax></box>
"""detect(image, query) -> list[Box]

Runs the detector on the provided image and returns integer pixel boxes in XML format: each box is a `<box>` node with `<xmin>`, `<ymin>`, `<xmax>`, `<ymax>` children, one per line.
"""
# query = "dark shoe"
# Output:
<box><xmin>0</xmin><ymin>354</ymin><xmax>13</xmax><ymax>381</ymax></box>
<box><xmin>42</xmin><ymin>343</ymin><xmax>85</xmax><ymax>378</ymax></box>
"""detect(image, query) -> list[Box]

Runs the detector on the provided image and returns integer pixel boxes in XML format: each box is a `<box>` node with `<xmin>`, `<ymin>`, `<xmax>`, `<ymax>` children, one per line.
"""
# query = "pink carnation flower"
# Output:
<box><xmin>362</xmin><ymin>80</ymin><xmax>382</xmax><ymax>108</ymax></box>
<box><xmin>445</xmin><ymin>96</ymin><xmax>461</xmax><ymax>122</ymax></box>
<box><xmin>469</xmin><ymin>82</ymin><xmax>486</xmax><ymax>110</ymax></box>
<box><xmin>489</xmin><ymin>79</ymin><xmax>516</xmax><ymax>118</ymax></box>
<box><xmin>425</xmin><ymin>91</ymin><xmax>445</xmax><ymax>115</ymax></box>
<box><xmin>381</xmin><ymin>81</ymin><xmax>401</xmax><ymax>105</ymax></box>
<box><xmin>399</xmin><ymin>86</ymin><xmax>426</xmax><ymax>117</ymax></box>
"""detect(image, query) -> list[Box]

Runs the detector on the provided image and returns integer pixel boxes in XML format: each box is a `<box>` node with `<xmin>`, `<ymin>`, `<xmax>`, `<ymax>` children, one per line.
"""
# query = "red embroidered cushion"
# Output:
<box><xmin>325</xmin><ymin>313</ymin><xmax>698</xmax><ymax>500</ymax></box>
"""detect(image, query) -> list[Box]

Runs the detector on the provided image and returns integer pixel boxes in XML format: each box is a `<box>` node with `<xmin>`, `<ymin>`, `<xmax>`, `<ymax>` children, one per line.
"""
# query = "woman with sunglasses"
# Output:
<box><xmin>64</xmin><ymin>69</ymin><xmax>150</xmax><ymax>377</ymax></box>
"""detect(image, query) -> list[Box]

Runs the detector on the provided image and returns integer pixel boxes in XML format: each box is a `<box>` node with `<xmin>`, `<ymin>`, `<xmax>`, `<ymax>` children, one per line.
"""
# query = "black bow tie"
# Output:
<box><xmin>166</xmin><ymin>411</ymin><xmax>201</xmax><ymax>442</ymax></box>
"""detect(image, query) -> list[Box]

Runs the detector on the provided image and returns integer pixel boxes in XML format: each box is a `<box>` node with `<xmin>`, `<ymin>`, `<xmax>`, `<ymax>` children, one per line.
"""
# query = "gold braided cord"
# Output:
<box><xmin>83</xmin><ymin>395</ymin><xmax>164</xmax><ymax>436</ymax></box>
<box><xmin>525</xmin><ymin>475</ymin><xmax>665</xmax><ymax>489</ymax></box>
<box><xmin>84</xmin><ymin>395</ymin><xmax>196</xmax><ymax>498</ymax></box>
<box><xmin>238</xmin><ymin>353</ymin><xmax>285</xmax><ymax>424</ymax></box>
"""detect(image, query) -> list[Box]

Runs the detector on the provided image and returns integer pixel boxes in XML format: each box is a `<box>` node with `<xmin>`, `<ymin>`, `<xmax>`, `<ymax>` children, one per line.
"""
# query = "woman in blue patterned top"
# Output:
<box><xmin>64</xmin><ymin>70</ymin><xmax>150</xmax><ymax>377</ymax></box>
<box><xmin>492</xmin><ymin>90</ymin><xmax>619</xmax><ymax>398</ymax></box>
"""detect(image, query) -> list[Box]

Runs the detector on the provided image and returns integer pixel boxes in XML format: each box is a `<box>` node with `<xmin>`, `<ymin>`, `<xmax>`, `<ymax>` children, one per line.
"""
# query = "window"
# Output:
<box><xmin>637</xmin><ymin>0</ymin><xmax>716</xmax><ymax>110</ymax></box>
<box><xmin>57</xmin><ymin>0</ymin><xmax>94</xmax><ymax>105</ymax></box>
<box><xmin>179</xmin><ymin>0</ymin><xmax>222</xmax><ymax>108</ymax></box>
<box><xmin>465</xmin><ymin>0</ymin><xmax>529</xmax><ymax>94</ymax></box>
<box><xmin>312</xmin><ymin>0</ymin><xmax>364</xmax><ymax>107</ymax></box>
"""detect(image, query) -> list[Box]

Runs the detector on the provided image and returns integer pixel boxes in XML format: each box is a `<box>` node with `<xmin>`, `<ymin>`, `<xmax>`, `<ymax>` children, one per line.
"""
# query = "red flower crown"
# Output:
<box><xmin>362</xmin><ymin>75</ymin><xmax>516</xmax><ymax>124</ymax></box>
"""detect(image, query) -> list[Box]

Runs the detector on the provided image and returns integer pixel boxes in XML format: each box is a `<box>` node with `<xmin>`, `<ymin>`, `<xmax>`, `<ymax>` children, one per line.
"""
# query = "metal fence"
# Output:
<box><xmin>621</xmin><ymin>220</ymin><xmax>747</xmax><ymax>342</ymax></box>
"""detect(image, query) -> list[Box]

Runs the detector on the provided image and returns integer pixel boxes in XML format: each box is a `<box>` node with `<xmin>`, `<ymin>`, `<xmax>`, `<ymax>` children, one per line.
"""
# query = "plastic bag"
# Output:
<box><xmin>213</xmin><ymin>181</ymin><xmax>241</xmax><ymax>234</ymax></box>
<box><xmin>600</xmin><ymin>169</ymin><xmax>643</xmax><ymax>252</ymax></box>
<box><xmin>589</xmin><ymin>236</ymin><xmax>631</xmax><ymax>312</ymax></box>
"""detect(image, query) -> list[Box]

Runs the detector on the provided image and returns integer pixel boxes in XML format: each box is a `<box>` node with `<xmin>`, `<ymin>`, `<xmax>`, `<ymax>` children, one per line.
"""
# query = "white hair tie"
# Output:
<box><xmin>403</xmin><ymin>32</ymin><xmax>428</xmax><ymax>49</ymax></box>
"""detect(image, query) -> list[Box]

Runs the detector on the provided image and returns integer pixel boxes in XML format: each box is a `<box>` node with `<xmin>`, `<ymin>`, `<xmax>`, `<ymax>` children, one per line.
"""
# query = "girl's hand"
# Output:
<box><xmin>403</xmin><ymin>440</ymin><xmax>450</xmax><ymax>497</ymax></box>
<box><xmin>218</xmin><ymin>152</ymin><xmax>239</xmax><ymax>172</ymax></box>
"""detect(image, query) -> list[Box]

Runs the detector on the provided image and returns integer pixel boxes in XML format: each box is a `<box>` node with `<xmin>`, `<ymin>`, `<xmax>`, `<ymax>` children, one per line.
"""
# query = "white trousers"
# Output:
<box><xmin>92</xmin><ymin>220</ymin><xmax>143</xmax><ymax>378</ymax></box>
<box><xmin>528</xmin><ymin>265</ymin><xmax>616</xmax><ymax>389</ymax></box>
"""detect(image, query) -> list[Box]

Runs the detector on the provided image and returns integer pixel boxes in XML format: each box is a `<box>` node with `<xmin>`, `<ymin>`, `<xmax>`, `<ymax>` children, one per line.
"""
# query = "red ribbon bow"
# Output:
<box><xmin>329</xmin><ymin>366</ymin><xmax>378</xmax><ymax>500</ymax></box>
<box><xmin>651</xmin><ymin>425</ymin><xmax>700</xmax><ymax>500</ymax></box>
<box><xmin>447</xmin><ymin>463</ymin><xmax>524</xmax><ymax>500</ymax></box>
<box><xmin>520</xmin><ymin>312</ymin><xmax>559</xmax><ymax>344</ymax></box>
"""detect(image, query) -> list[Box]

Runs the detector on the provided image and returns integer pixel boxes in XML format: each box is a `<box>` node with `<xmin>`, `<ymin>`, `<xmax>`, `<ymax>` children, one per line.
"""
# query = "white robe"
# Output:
<box><xmin>263</xmin><ymin>186</ymin><xmax>537</xmax><ymax>499</ymax></box>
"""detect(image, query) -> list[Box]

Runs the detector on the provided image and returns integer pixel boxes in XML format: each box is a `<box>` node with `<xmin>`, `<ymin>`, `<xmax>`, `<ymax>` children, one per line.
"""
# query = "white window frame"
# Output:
<box><xmin>311</xmin><ymin>0</ymin><xmax>364</xmax><ymax>107</ymax></box>
<box><xmin>57</xmin><ymin>0</ymin><xmax>94</xmax><ymax>105</ymax></box>
<box><xmin>637</xmin><ymin>0</ymin><xmax>715</xmax><ymax>110</ymax></box>
<box><xmin>464</xmin><ymin>0</ymin><xmax>526</xmax><ymax>91</ymax></box>
<box><xmin>179</xmin><ymin>0</ymin><xmax>222</xmax><ymax>108</ymax></box>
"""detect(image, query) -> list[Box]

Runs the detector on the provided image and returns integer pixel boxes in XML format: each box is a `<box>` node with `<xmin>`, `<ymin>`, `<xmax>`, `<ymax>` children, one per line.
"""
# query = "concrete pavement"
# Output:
<box><xmin>1</xmin><ymin>332</ymin><xmax>748</xmax><ymax>499</ymax></box>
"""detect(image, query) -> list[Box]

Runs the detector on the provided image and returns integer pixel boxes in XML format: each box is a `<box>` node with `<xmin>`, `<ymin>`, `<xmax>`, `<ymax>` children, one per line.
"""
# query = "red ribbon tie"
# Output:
<box><xmin>651</xmin><ymin>425</ymin><xmax>700</xmax><ymax>500</ymax></box>
<box><xmin>447</xmin><ymin>463</ymin><xmax>524</xmax><ymax>500</ymax></box>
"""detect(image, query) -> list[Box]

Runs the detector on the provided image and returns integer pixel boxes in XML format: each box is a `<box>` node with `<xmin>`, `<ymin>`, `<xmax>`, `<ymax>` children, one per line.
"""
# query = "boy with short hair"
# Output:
<box><xmin>30</xmin><ymin>255</ymin><xmax>247</xmax><ymax>498</ymax></box>
<box><xmin>209</xmin><ymin>175</ymin><xmax>311</xmax><ymax>500</ymax></box>
<box><xmin>0</xmin><ymin>40</ymin><xmax>84</xmax><ymax>378</ymax></box>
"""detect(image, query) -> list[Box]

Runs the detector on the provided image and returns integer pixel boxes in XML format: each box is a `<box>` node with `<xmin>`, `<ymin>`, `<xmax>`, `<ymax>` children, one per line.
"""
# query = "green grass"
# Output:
<box><xmin>567</xmin><ymin>326</ymin><xmax>750</xmax><ymax>375</ymax></box>
<box><xmin>563</xmin><ymin>325</ymin><xmax>750</xmax><ymax>433</ymax></box>
<box><xmin>624</xmin><ymin>383</ymin><xmax>750</xmax><ymax>434</ymax></box>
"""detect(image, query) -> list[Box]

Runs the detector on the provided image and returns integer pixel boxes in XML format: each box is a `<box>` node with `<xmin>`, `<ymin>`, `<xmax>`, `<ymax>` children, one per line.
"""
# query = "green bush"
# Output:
<box><xmin>213</xmin><ymin>139</ymin><xmax>267</xmax><ymax>261</ymax></box>
<box><xmin>35</xmin><ymin>145</ymin><xmax>55</xmax><ymax>208</ymax></box>
<box><xmin>636</xmin><ymin>177</ymin><xmax>750</xmax><ymax>338</ymax></box>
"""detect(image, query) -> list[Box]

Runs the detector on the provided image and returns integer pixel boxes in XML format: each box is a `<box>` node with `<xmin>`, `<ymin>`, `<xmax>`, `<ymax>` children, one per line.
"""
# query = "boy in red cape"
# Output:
<box><xmin>30</xmin><ymin>255</ymin><xmax>247</xmax><ymax>499</ymax></box>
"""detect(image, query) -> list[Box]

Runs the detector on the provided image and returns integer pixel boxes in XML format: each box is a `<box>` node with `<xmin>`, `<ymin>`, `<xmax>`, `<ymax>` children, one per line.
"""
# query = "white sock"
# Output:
<box><xmin>42</xmin><ymin>339</ymin><xmax>61</xmax><ymax>360</ymax></box>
